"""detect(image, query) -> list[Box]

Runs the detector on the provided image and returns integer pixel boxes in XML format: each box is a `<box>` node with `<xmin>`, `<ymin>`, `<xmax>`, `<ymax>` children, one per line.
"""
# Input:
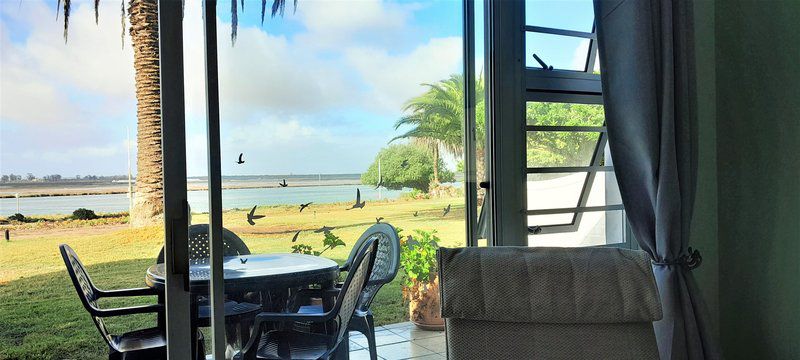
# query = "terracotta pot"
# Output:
<box><xmin>407</xmin><ymin>276</ymin><xmax>444</xmax><ymax>331</ymax></box>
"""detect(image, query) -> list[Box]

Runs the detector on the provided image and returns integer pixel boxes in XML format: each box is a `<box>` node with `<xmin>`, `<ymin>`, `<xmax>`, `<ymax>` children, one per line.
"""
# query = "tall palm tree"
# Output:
<box><xmin>393</xmin><ymin>74</ymin><xmax>485</xmax><ymax>184</ymax></box>
<box><xmin>59</xmin><ymin>0</ymin><xmax>293</xmax><ymax>226</ymax></box>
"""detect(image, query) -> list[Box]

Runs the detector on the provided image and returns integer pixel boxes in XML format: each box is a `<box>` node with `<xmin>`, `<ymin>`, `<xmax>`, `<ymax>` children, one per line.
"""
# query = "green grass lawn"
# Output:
<box><xmin>0</xmin><ymin>196</ymin><xmax>465</xmax><ymax>360</ymax></box>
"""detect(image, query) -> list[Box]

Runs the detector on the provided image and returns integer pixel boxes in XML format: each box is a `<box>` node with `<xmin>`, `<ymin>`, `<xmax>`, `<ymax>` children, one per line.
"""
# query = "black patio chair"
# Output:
<box><xmin>293</xmin><ymin>223</ymin><xmax>400</xmax><ymax>360</ymax></box>
<box><xmin>238</xmin><ymin>238</ymin><xmax>379</xmax><ymax>360</ymax></box>
<box><xmin>155</xmin><ymin>224</ymin><xmax>261</xmax><ymax>345</ymax></box>
<box><xmin>155</xmin><ymin>223</ymin><xmax>251</xmax><ymax>264</ymax></box>
<box><xmin>60</xmin><ymin>244</ymin><xmax>204</xmax><ymax>360</ymax></box>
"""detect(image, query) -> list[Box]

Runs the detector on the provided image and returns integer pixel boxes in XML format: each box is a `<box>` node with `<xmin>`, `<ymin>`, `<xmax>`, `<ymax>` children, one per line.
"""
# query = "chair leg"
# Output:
<box><xmin>360</xmin><ymin>314</ymin><xmax>378</xmax><ymax>360</ymax></box>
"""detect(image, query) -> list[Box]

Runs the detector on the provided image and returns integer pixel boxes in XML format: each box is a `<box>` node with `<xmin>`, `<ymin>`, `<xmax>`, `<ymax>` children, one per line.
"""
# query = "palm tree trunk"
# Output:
<box><xmin>432</xmin><ymin>144</ymin><xmax>440</xmax><ymax>184</ymax></box>
<box><xmin>128</xmin><ymin>0</ymin><xmax>163</xmax><ymax>227</ymax></box>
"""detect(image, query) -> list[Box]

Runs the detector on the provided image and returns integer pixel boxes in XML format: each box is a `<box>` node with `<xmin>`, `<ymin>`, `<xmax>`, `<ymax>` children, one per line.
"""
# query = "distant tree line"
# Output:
<box><xmin>0</xmin><ymin>174</ymin><xmax>129</xmax><ymax>183</ymax></box>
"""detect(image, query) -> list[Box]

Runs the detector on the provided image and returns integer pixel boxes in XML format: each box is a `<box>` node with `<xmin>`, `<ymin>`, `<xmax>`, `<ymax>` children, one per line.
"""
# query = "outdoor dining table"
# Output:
<box><xmin>145</xmin><ymin>253</ymin><xmax>340</xmax><ymax>359</ymax></box>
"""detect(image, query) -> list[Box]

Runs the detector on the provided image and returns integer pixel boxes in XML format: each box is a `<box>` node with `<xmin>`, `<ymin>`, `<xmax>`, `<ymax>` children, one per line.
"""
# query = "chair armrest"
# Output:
<box><xmin>94</xmin><ymin>303</ymin><xmax>163</xmax><ymax>317</ymax></box>
<box><xmin>97</xmin><ymin>287</ymin><xmax>160</xmax><ymax>298</ymax></box>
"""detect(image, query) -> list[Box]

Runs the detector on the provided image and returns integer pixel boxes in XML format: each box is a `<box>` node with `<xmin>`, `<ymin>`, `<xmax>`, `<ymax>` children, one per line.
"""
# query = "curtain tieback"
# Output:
<box><xmin>651</xmin><ymin>247</ymin><xmax>703</xmax><ymax>270</ymax></box>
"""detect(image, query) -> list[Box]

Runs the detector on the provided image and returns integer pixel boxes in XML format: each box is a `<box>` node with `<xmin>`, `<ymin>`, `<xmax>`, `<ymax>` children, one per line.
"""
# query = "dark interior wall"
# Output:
<box><xmin>715</xmin><ymin>1</ymin><xmax>800</xmax><ymax>359</ymax></box>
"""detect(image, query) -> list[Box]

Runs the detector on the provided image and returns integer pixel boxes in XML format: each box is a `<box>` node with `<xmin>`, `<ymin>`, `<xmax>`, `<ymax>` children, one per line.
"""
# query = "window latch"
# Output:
<box><xmin>532</xmin><ymin>53</ymin><xmax>553</xmax><ymax>71</ymax></box>
<box><xmin>479</xmin><ymin>181</ymin><xmax>490</xmax><ymax>189</ymax></box>
<box><xmin>528</xmin><ymin>226</ymin><xmax>543</xmax><ymax>234</ymax></box>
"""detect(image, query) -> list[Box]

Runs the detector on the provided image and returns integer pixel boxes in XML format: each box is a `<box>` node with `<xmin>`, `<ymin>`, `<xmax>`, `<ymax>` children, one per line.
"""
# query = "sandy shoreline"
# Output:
<box><xmin>0</xmin><ymin>179</ymin><xmax>363</xmax><ymax>198</ymax></box>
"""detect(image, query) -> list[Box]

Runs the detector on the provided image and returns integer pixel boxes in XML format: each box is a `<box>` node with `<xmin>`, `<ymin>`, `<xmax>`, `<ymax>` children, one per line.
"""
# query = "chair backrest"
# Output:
<box><xmin>59</xmin><ymin>244</ymin><xmax>114</xmax><ymax>347</ymax></box>
<box><xmin>342</xmin><ymin>224</ymin><xmax>400</xmax><ymax>312</ymax></box>
<box><xmin>438</xmin><ymin>246</ymin><xmax>663</xmax><ymax>359</ymax></box>
<box><xmin>156</xmin><ymin>224</ymin><xmax>250</xmax><ymax>264</ymax></box>
<box><xmin>331</xmin><ymin>238</ymin><xmax>378</xmax><ymax>347</ymax></box>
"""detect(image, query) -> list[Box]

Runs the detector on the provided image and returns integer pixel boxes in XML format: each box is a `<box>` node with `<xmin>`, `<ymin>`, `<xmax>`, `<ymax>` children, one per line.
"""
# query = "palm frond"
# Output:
<box><xmin>261</xmin><ymin>0</ymin><xmax>267</xmax><ymax>24</ymax></box>
<box><xmin>120</xmin><ymin>0</ymin><xmax>125</xmax><ymax>49</ymax></box>
<box><xmin>231</xmin><ymin>0</ymin><xmax>238</xmax><ymax>44</ymax></box>
<box><xmin>62</xmin><ymin>0</ymin><xmax>70</xmax><ymax>43</ymax></box>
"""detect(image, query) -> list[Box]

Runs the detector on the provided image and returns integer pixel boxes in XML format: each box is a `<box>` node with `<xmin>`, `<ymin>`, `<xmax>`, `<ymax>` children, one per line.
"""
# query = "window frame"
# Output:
<box><xmin>523</xmin><ymin>10</ymin><xmax>633</xmax><ymax>249</ymax></box>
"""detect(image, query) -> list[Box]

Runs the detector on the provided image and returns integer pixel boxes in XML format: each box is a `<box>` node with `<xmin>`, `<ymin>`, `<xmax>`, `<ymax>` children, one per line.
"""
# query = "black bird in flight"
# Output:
<box><xmin>413</xmin><ymin>211</ymin><xmax>419</xmax><ymax>217</ymax></box>
<box><xmin>299</xmin><ymin>202</ymin><xmax>313</xmax><ymax>212</ymax></box>
<box><xmin>442</xmin><ymin>204</ymin><xmax>451</xmax><ymax>217</ymax></box>
<box><xmin>236</xmin><ymin>153</ymin><xmax>245</xmax><ymax>164</ymax></box>
<box><xmin>314</xmin><ymin>226</ymin><xmax>334</xmax><ymax>233</ymax></box>
<box><xmin>376</xmin><ymin>217</ymin><xmax>384</xmax><ymax>223</ymax></box>
<box><xmin>347</xmin><ymin>188</ymin><xmax>366</xmax><ymax>210</ymax></box>
<box><xmin>401</xmin><ymin>159</ymin><xmax>409</xmax><ymax>168</ymax></box>
<box><xmin>279</xmin><ymin>179</ymin><xmax>288</xmax><ymax>187</ymax></box>
<box><xmin>292</xmin><ymin>230</ymin><xmax>301</xmax><ymax>242</ymax></box>
<box><xmin>240</xmin><ymin>258</ymin><xmax>248</xmax><ymax>264</ymax></box>
<box><xmin>247</xmin><ymin>205</ymin><xmax>265</xmax><ymax>225</ymax></box>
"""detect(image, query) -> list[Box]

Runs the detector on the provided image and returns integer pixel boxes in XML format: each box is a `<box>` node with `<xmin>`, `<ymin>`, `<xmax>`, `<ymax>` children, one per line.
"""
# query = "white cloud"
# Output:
<box><xmin>1</xmin><ymin>0</ymin><xmax>463</xmax><ymax>176</ymax></box>
<box><xmin>345</xmin><ymin>37</ymin><xmax>463</xmax><ymax>112</ymax></box>
<box><xmin>0</xmin><ymin>1</ymin><xmax>135</xmax><ymax>126</ymax></box>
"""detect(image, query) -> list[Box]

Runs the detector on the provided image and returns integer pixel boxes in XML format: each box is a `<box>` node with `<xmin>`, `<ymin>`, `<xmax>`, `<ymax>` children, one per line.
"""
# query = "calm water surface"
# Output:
<box><xmin>0</xmin><ymin>184</ymin><xmax>408</xmax><ymax>216</ymax></box>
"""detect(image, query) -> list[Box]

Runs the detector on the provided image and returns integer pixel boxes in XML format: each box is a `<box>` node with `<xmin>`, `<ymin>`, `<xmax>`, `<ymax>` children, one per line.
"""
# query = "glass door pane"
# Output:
<box><xmin>203</xmin><ymin>1</ymin><xmax>468</xmax><ymax>355</ymax></box>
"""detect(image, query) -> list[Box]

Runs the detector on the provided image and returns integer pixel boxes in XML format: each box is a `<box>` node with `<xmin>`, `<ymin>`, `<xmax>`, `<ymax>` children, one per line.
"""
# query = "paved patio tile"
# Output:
<box><xmin>375</xmin><ymin>341</ymin><xmax>435</xmax><ymax>360</ymax></box>
<box><xmin>381</xmin><ymin>321</ymin><xmax>415</xmax><ymax>330</ymax></box>
<box><xmin>350</xmin><ymin>349</ymin><xmax>386</xmax><ymax>360</ymax></box>
<box><xmin>388</xmin><ymin>327</ymin><xmax>444</xmax><ymax>341</ymax></box>
<box><xmin>411</xmin><ymin>334</ymin><xmax>446</xmax><ymax>354</ymax></box>
<box><xmin>350</xmin><ymin>329</ymin><xmax>407</xmax><ymax>348</ymax></box>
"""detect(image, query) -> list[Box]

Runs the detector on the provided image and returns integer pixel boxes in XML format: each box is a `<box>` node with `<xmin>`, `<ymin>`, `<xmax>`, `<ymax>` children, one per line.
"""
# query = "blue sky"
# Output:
<box><xmin>0</xmin><ymin>0</ymin><xmax>594</xmax><ymax>178</ymax></box>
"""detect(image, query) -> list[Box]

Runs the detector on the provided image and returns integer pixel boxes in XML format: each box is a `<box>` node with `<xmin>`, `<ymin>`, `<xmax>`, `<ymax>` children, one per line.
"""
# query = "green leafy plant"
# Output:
<box><xmin>361</xmin><ymin>144</ymin><xmax>454</xmax><ymax>192</ymax></box>
<box><xmin>8</xmin><ymin>213</ymin><xmax>25</xmax><ymax>222</ymax></box>
<box><xmin>399</xmin><ymin>229</ymin><xmax>441</xmax><ymax>288</ymax></box>
<box><xmin>291</xmin><ymin>230</ymin><xmax>346</xmax><ymax>256</ymax></box>
<box><xmin>71</xmin><ymin>208</ymin><xmax>98</xmax><ymax>220</ymax></box>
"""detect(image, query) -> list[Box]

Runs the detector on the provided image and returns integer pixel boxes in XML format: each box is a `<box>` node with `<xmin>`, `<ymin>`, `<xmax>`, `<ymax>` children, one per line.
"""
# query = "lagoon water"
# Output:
<box><xmin>0</xmin><ymin>184</ymin><xmax>408</xmax><ymax>217</ymax></box>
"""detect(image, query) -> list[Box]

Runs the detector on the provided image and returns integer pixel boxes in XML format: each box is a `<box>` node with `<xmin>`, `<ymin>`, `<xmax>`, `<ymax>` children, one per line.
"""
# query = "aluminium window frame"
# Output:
<box><xmin>523</xmin><ymin>10</ymin><xmax>633</xmax><ymax>249</ymax></box>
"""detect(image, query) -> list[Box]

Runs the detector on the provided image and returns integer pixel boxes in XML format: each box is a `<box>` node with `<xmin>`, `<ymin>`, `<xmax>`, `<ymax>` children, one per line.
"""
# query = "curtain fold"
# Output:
<box><xmin>593</xmin><ymin>0</ymin><xmax>719</xmax><ymax>358</ymax></box>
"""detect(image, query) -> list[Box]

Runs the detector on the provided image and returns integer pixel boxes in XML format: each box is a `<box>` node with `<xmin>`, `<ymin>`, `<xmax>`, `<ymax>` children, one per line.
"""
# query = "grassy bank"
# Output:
<box><xmin>0</xmin><ymin>196</ymin><xmax>464</xmax><ymax>360</ymax></box>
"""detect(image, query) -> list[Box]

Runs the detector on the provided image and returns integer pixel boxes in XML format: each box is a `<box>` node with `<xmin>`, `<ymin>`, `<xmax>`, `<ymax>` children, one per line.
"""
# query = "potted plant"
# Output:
<box><xmin>399</xmin><ymin>229</ymin><xmax>444</xmax><ymax>330</ymax></box>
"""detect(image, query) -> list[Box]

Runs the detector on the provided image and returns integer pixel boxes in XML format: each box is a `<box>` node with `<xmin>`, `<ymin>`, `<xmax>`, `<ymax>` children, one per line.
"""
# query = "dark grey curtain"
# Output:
<box><xmin>593</xmin><ymin>0</ymin><xmax>719</xmax><ymax>359</ymax></box>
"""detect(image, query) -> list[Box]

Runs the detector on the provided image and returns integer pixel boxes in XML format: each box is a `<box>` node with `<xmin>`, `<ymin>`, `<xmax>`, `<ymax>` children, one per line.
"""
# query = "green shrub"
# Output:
<box><xmin>8</xmin><ymin>213</ymin><xmax>25</xmax><ymax>222</ymax></box>
<box><xmin>362</xmin><ymin>144</ymin><xmax>454</xmax><ymax>192</ymax></box>
<box><xmin>71</xmin><ymin>208</ymin><xmax>98</xmax><ymax>220</ymax></box>
<box><xmin>290</xmin><ymin>231</ymin><xmax>346</xmax><ymax>256</ymax></box>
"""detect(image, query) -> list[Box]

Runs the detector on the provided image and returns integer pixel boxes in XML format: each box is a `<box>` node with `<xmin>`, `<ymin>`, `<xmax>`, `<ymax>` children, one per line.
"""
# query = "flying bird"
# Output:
<box><xmin>291</xmin><ymin>230</ymin><xmax>301</xmax><ymax>242</ymax></box>
<box><xmin>299</xmin><ymin>202</ymin><xmax>313</xmax><ymax>212</ymax></box>
<box><xmin>314</xmin><ymin>226</ymin><xmax>334</xmax><ymax>233</ymax></box>
<box><xmin>240</xmin><ymin>258</ymin><xmax>248</xmax><ymax>264</ymax></box>
<box><xmin>246</xmin><ymin>205</ymin><xmax>265</xmax><ymax>226</ymax></box>
<box><xmin>442</xmin><ymin>204</ymin><xmax>451</xmax><ymax>217</ymax></box>
<box><xmin>376</xmin><ymin>217</ymin><xmax>384</xmax><ymax>223</ymax></box>
<box><xmin>401</xmin><ymin>159</ymin><xmax>409</xmax><ymax>168</ymax></box>
<box><xmin>279</xmin><ymin>179</ymin><xmax>288</xmax><ymax>187</ymax></box>
<box><xmin>413</xmin><ymin>211</ymin><xmax>419</xmax><ymax>217</ymax></box>
<box><xmin>347</xmin><ymin>188</ymin><xmax>366</xmax><ymax>210</ymax></box>
<box><xmin>236</xmin><ymin>153</ymin><xmax>245</xmax><ymax>164</ymax></box>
